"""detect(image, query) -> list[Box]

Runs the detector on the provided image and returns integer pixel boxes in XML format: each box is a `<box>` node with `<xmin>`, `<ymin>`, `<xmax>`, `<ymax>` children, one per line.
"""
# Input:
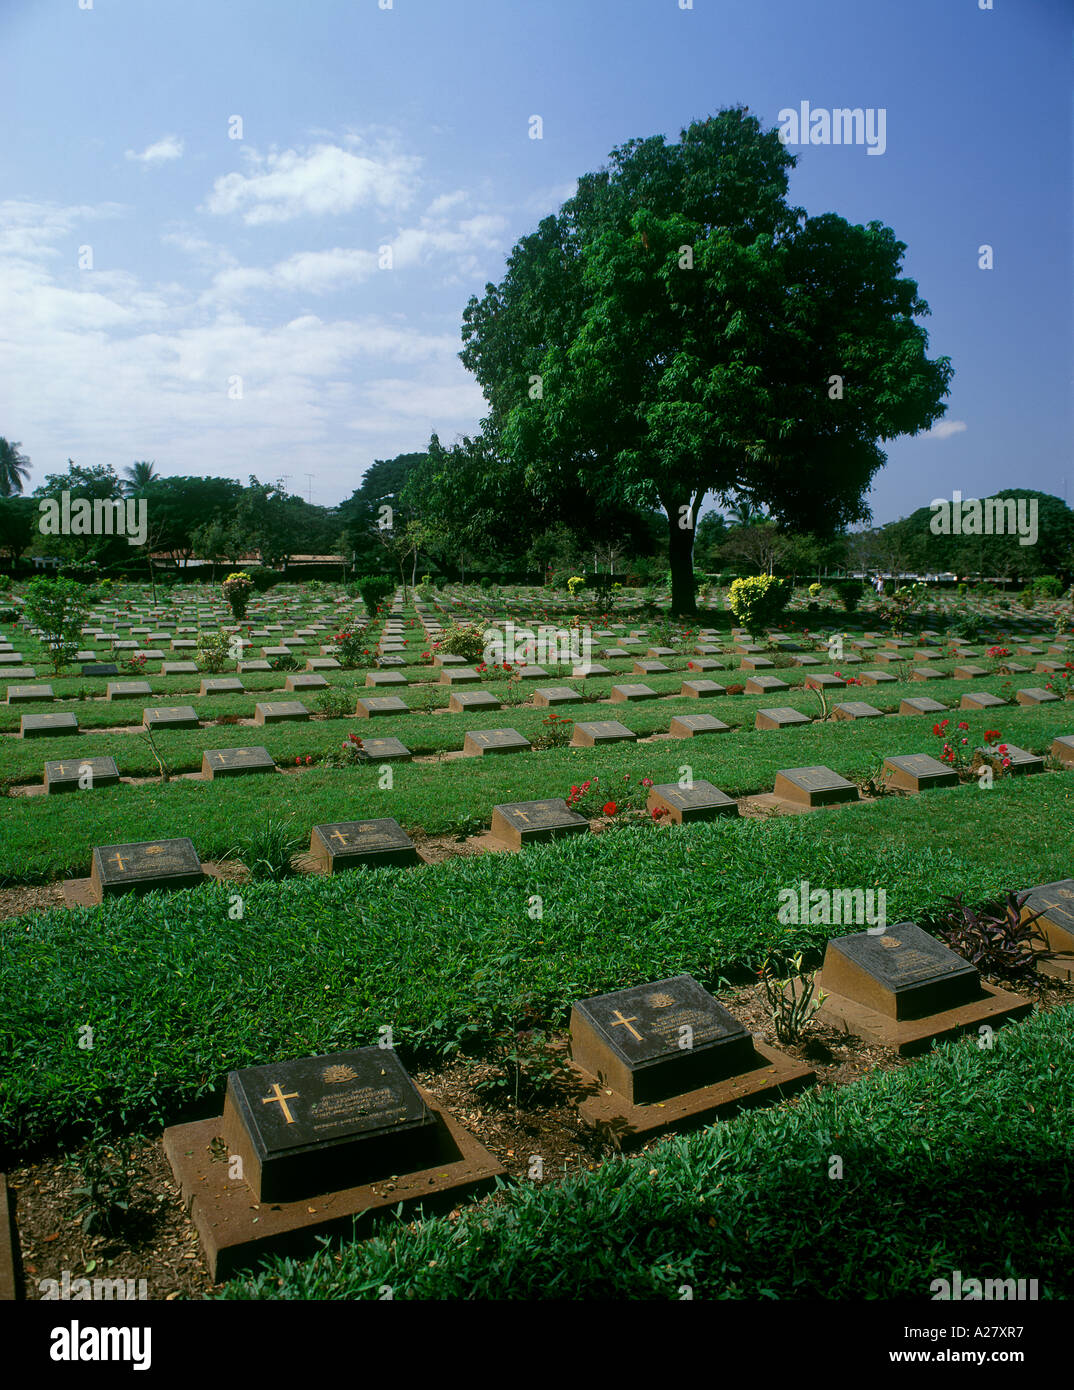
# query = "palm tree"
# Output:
<box><xmin>123</xmin><ymin>460</ymin><xmax>158</xmax><ymax>495</ymax></box>
<box><xmin>0</xmin><ymin>439</ymin><xmax>31</xmax><ymax>497</ymax></box>
<box><xmin>728</xmin><ymin>498</ymin><xmax>768</xmax><ymax>529</ymax></box>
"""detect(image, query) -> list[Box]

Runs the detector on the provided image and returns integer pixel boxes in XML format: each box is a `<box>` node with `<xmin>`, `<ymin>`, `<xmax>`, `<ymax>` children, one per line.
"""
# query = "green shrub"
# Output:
<box><xmin>22</xmin><ymin>576</ymin><xmax>91</xmax><ymax>674</ymax></box>
<box><xmin>315</xmin><ymin>689</ymin><xmax>354</xmax><ymax>721</ymax></box>
<box><xmin>221</xmin><ymin>571</ymin><xmax>254</xmax><ymax>620</ymax></box>
<box><xmin>833</xmin><ymin>578</ymin><xmax>864</xmax><ymax>612</ymax></box>
<box><xmin>333</xmin><ymin>628</ymin><xmax>376</xmax><ymax>669</ymax></box>
<box><xmin>247</xmin><ymin>565</ymin><xmax>279</xmax><ymax>593</ymax></box>
<box><xmin>359</xmin><ymin>575</ymin><xmax>395</xmax><ymax>615</ymax></box>
<box><xmin>726</xmin><ymin>575</ymin><xmax>792</xmax><ymax>632</ymax></box>
<box><xmin>438</xmin><ymin>621</ymin><xmax>487</xmax><ymax>663</ymax></box>
<box><xmin>1033</xmin><ymin>574</ymin><xmax>1063</xmax><ymax>599</ymax></box>
<box><xmin>196</xmin><ymin>632</ymin><xmax>231</xmax><ymax>673</ymax></box>
<box><xmin>229</xmin><ymin>816</ymin><xmax>303</xmax><ymax>882</ymax></box>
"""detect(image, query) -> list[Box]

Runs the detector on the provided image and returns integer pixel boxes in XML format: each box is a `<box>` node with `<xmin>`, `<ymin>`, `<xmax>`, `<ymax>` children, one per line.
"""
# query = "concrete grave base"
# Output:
<box><xmin>163</xmin><ymin>1088</ymin><xmax>505</xmax><ymax>1281</ymax></box>
<box><xmin>0</xmin><ymin>1173</ymin><xmax>16</xmax><ymax>1301</ymax></box>
<box><xmin>814</xmin><ymin>979</ymin><xmax>1032</xmax><ymax>1057</ymax></box>
<box><xmin>572</xmin><ymin>1041</ymin><xmax>814</xmax><ymax>1151</ymax></box>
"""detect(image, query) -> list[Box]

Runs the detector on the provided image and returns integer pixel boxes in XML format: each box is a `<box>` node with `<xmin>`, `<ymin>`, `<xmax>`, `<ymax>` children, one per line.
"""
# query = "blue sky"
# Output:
<box><xmin>1</xmin><ymin>0</ymin><xmax>1070</xmax><ymax>524</ymax></box>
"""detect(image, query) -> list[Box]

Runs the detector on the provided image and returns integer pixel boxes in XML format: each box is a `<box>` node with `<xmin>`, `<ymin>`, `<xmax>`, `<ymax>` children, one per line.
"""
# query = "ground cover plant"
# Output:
<box><xmin>2</xmin><ymin>770</ymin><xmax>1072</xmax><ymax>1159</ymax></box>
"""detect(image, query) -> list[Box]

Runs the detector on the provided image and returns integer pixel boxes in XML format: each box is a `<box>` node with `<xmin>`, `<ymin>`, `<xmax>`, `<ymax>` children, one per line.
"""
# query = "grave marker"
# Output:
<box><xmin>610</xmin><ymin>683</ymin><xmax>657</xmax><ymax>702</ymax></box>
<box><xmin>668</xmin><ymin>713</ymin><xmax>730</xmax><ymax>738</ymax></box>
<box><xmin>830</xmin><ymin>701</ymin><xmax>883</xmax><ymax>721</ymax></box>
<box><xmin>755</xmin><ymin>707</ymin><xmax>810</xmax><ymax>731</ymax></box>
<box><xmin>309</xmin><ymin>818</ymin><xmax>420</xmax><ymax>872</ymax></box>
<box><xmin>772</xmin><ymin>765</ymin><xmax>858</xmax><ymax>807</ymax></box>
<box><xmin>489</xmin><ymin>798</ymin><xmax>589</xmax><ymax>850</ymax></box>
<box><xmin>144</xmin><ymin>706</ymin><xmax>200</xmax><ymax>731</ymax></box>
<box><xmin>816</xmin><ymin>923</ymin><xmax>1031</xmax><ymax>1055</ymax></box>
<box><xmin>744</xmin><ymin>675</ymin><xmax>789</xmax><ymax>695</ymax></box>
<box><xmin>164</xmin><ymin>1050</ymin><xmax>503</xmax><ymax>1280</ymax></box>
<box><xmin>680</xmin><ymin>680</ymin><xmax>726</xmax><ymax>699</ymax></box>
<box><xmin>462</xmin><ymin>728</ymin><xmax>532</xmax><ymax>757</ymax></box>
<box><xmin>284</xmin><ymin>674</ymin><xmax>329</xmax><ymax>693</ymax></box>
<box><xmin>107</xmin><ymin>681</ymin><xmax>151</xmax><ymax>700</ymax></box>
<box><xmin>646</xmin><ymin>780</ymin><xmax>737</xmax><ymax>823</ymax></box>
<box><xmin>978</xmin><ymin>741</ymin><xmax>1044</xmax><ymax>775</ymax></box>
<box><xmin>7</xmin><ymin>684</ymin><xmax>54</xmax><ymax>704</ymax></box>
<box><xmin>44</xmin><ymin>756</ymin><xmax>120</xmax><ymax>794</ymax></box>
<box><xmin>533</xmin><ymin>686</ymin><xmax>582</xmax><ymax>707</ymax></box>
<box><xmin>899</xmin><ymin>696</ymin><xmax>947</xmax><ymax>715</ymax></box>
<box><xmin>201</xmin><ymin>747</ymin><xmax>277</xmax><ymax>779</ymax></box>
<box><xmin>20</xmin><ymin>712</ymin><xmax>78</xmax><ymax>739</ymax></box>
<box><xmin>355</xmin><ymin>737</ymin><xmax>412</xmax><ymax>762</ymax></box>
<box><xmin>448</xmin><ymin>691</ymin><xmax>501</xmax><ymax>714</ymax></box>
<box><xmin>1018</xmin><ymin>880</ymin><xmax>1074</xmax><ymax>979</ymax></box>
<box><xmin>1051</xmin><ymin>734</ymin><xmax>1074</xmax><ymax>768</ymax></box>
<box><xmin>89</xmin><ymin>837</ymin><xmax>205</xmax><ymax>901</ymax></box>
<box><xmin>1015</xmin><ymin>688</ymin><xmax>1059</xmax><ymax>705</ymax></box>
<box><xmin>570</xmin><ymin>975</ymin><xmax>756</xmax><ymax>1104</ymax></box>
<box><xmin>254</xmin><ymin>701</ymin><xmax>311</xmax><ymax>725</ymax></box>
<box><xmin>960</xmin><ymin>691</ymin><xmax>1007</xmax><ymax>710</ymax></box>
<box><xmin>571</xmin><ymin>719</ymin><xmax>637</xmax><ymax>747</ymax></box>
<box><xmin>221</xmin><ymin>1048</ymin><xmax>439</xmax><ymax>1202</ymax></box>
<box><xmin>882</xmin><ymin>753</ymin><xmax>959</xmax><ymax>792</ymax></box>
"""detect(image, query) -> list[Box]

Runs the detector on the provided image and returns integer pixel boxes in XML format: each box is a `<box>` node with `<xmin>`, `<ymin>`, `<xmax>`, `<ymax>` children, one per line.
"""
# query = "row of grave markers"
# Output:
<box><xmin>158</xmin><ymin>886</ymin><xmax>1073</xmax><ymax>1280</ymax></box>
<box><xmin>63</xmin><ymin>734</ymin><xmax>1074</xmax><ymax>902</ymax></box>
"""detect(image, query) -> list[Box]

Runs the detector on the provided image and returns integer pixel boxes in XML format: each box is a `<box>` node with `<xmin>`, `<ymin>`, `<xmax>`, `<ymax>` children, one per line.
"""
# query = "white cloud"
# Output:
<box><xmin>348</xmin><ymin>376</ymin><xmax>487</xmax><ymax>435</ymax></box>
<box><xmin>206</xmin><ymin>247</ymin><xmax>380</xmax><ymax>302</ymax></box>
<box><xmin>126</xmin><ymin>136</ymin><xmax>184</xmax><ymax>166</ymax></box>
<box><xmin>205</xmin><ymin>143</ymin><xmax>420</xmax><ymax>224</ymax></box>
<box><xmin>0</xmin><ymin>199</ymin><xmax>125</xmax><ymax>261</ymax></box>
<box><xmin>202</xmin><ymin>213</ymin><xmax>506</xmax><ymax>304</ymax></box>
<box><xmin>925</xmin><ymin>419</ymin><xmax>968</xmax><ymax>440</ymax></box>
<box><xmin>0</xmin><ymin>190</ymin><xmax>493</xmax><ymax>496</ymax></box>
<box><xmin>426</xmin><ymin>190</ymin><xmax>468</xmax><ymax>217</ymax></box>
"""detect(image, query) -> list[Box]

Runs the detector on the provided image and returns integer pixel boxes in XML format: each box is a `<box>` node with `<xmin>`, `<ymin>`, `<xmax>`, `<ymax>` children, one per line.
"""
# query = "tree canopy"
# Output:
<box><xmin>460</xmin><ymin>107</ymin><xmax>953</xmax><ymax>612</ymax></box>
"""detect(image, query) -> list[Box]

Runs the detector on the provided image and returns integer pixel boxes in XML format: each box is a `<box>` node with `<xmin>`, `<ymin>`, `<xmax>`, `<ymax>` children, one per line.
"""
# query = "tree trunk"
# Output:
<box><xmin>666</xmin><ymin>504</ymin><xmax>697</xmax><ymax>616</ymax></box>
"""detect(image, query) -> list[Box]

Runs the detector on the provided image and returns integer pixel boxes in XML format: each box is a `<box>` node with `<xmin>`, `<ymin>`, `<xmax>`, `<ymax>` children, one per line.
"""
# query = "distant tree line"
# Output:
<box><xmin>1</xmin><ymin>441</ymin><xmax>1069</xmax><ymax>596</ymax></box>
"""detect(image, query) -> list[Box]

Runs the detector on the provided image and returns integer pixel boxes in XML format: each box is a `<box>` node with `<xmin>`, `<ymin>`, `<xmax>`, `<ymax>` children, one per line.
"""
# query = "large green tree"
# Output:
<box><xmin>461</xmin><ymin>108</ymin><xmax>953</xmax><ymax>612</ymax></box>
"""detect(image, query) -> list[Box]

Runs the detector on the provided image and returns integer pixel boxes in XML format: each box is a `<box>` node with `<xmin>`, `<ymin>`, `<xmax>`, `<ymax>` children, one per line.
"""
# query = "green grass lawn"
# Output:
<box><xmin>2</xmin><ymin>771</ymin><xmax>1071</xmax><ymax>1158</ymax></box>
<box><xmin>0</xmin><ymin>686</ymin><xmax>1069</xmax><ymax>882</ymax></box>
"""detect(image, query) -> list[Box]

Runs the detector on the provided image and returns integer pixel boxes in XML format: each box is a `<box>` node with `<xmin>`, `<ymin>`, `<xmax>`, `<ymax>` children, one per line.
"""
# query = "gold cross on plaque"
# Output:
<box><xmin>330</xmin><ymin>829</ymin><xmax>349</xmax><ymax>845</ymax></box>
<box><xmin>610</xmin><ymin>1010</ymin><xmax>642</xmax><ymax>1041</ymax></box>
<box><xmin>54</xmin><ymin>763</ymin><xmax>68</xmax><ymax>775</ymax></box>
<box><xmin>109</xmin><ymin>851</ymin><xmax>127</xmax><ymax>872</ymax></box>
<box><xmin>262</xmin><ymin>1082</ymin><xmax>299</xmax><ymax>1123</ymax></box>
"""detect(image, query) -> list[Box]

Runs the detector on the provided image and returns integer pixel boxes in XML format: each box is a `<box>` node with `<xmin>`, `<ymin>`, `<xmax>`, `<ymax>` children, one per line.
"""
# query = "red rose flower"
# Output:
<box><xmin>602</xmin><ymin>801</ymin><xmax>617</xmax><ymax>816</ymax></box>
